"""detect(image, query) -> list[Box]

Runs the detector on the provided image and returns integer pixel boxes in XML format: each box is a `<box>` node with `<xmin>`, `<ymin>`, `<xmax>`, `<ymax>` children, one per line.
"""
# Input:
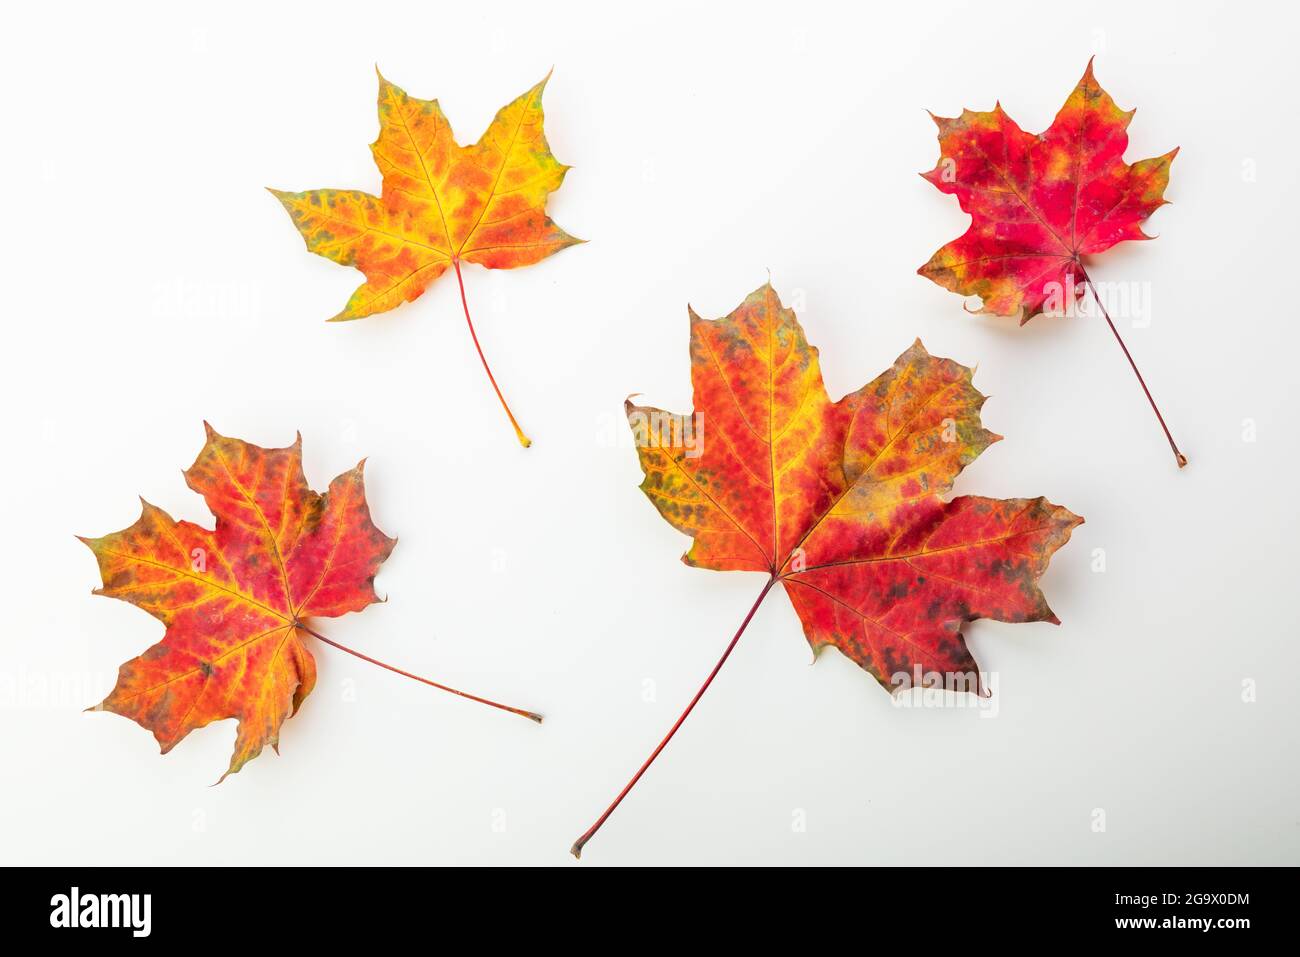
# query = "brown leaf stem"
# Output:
<box><xmin>295</xmin><ymin>622</ymin><xmax>542</xmax><ymax>723</ymax></box>
<box><xmin>570</xmin><ymin>575</ymin><xmax>777</xmax><ymax>859</ymax></box>
<box><xmin>1079</xmin><ymin>264</ymin><xmax>1186</xmax><ymax>468</ymax></box>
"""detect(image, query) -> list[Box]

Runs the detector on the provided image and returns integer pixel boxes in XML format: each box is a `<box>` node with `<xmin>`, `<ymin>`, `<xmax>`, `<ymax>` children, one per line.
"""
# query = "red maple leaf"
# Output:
<box><xmin>919</xmin><ymin>60</ymin><xmax>1186</xmax><ymax>468</ymax></box>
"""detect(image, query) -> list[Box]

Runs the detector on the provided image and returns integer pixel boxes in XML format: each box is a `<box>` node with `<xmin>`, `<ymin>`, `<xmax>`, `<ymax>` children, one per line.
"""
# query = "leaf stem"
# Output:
<box><xmin>294</xmin><ymin>622</ymin><xmax>542</xmax><ymax>723</ymax></box>
<box><xmin>1078</xmin><ymin>264</ymin><xmax>1186</xmax><ymax>468</ymax></box>
<box><xmin>570</xmin><ymin>575</ymin><xmax>777</xmax><ymax>859</ymax></box>
<box><xmin>452</xmin><ymin>258</ymin><xmax>532</xmax><ymax>448</ymax></box>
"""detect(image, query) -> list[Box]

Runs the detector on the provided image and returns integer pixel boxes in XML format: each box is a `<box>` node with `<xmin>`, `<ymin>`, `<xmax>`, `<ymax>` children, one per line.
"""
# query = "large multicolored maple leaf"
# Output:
<box><xmin>629</xmin><ymin>282</ymin><xmax>1082</xmax><ymax>685</ymax></box>
<box><xmin>919</xmin><ymin>59</ymin><xmax>1176</xmax><ymax>321</ymax></box>
<box><xmin>572</xmin><ymin>282</ymin><xmax>1082</xmax><ymax>857</ymax></box>
<box><xmin>80</xmin><ymin>425</ymin><xmax>396</xmax><ymax>780</ymax></box>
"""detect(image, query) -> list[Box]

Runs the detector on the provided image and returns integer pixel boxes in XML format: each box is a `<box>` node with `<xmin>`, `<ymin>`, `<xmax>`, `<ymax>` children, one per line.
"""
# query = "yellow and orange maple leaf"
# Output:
<box><xmin>272</xmin><ymin>70</ymin><xmax>582</xmax><ymax>446</ymax></box>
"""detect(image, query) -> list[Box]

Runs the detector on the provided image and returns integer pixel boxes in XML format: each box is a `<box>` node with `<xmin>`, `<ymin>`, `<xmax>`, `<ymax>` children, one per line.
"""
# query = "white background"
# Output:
<box><xmin>2</xmin><ymin>0</ymin><xmax>1296</xmax><ymax>866</ymax></box>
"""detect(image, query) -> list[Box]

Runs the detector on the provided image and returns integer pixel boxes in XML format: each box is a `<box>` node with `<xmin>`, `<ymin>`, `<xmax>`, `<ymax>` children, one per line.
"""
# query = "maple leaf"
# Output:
<box><xmin>918</xmin><ymin>59</ymin><xmax>1186</xmax><ymax>467</ymax></box>
<box><xmin>919</xmin><ymin>58</ymin><xmax>1174</xmax><ymax>320</ymax></box>
<box><xmin>271</xmin><ymin>69</ymin><xmax>582</xmax><ymax>447</ymax></box>
<box><xmin>571</xmin><ymin>282</ymin><xmax>1082</xmax><ymax>857</ymax></box>
<box><xmin>80</xmin><ymin>424</ymin><xmax>537</xmax><ymax>782</ymax></box>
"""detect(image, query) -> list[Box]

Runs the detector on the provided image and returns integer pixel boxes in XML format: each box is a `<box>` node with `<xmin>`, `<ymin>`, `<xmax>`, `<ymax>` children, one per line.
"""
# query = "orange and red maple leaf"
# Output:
<box><xmin>80</xmin><ymin>425</ymin><xmax>395</xmax><ymax>780</ymax></box>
